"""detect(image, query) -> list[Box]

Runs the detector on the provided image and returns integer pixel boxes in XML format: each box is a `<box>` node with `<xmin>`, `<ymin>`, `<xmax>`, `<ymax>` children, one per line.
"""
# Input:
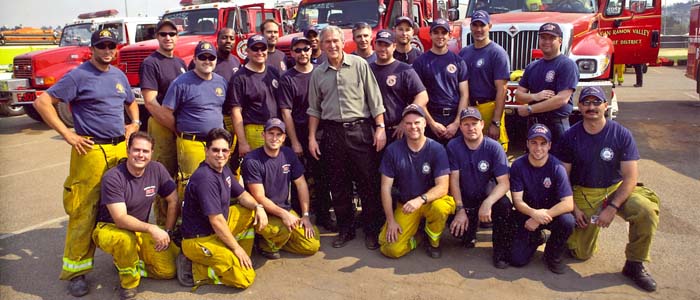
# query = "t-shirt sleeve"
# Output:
<box><xmin>47</xmin><ymin>73</ymin><xmax>78</xmax><ymax>103</ymax></box>
<box><xmin>509</xmin><ymin>160</ymin><xmax>525</xmax><ymax>193</ymax></box>
<box><xmin>433</xmin><ymin>144</ymin><xmax>450</xmax><ymax>178</ymax></box>
<box><xmin>379</xmin><ymin>147</ymin><xmax>396</xmax><ymax>178</ymax></box>
<box><xmin>161</xmin><ymin>81</ymin><xmax>180</xmax><ymax>111</ymax></box>
<box><xmin>289</xmin><ymin>150</ymin><xmax>305</xmax><ymax>180</ymax></box>
<box><xmin>446</xmin><ymin>141</ymin><xmax>460</xmax><ymax>171</ymax></box>
<box><xmin>306</xmin><ymin>71</ymin><xmax>321</xmax><ymax>118</ymax></box>
<box><xmin>100</xmin><ymin>171</ymin><xmax>125</xmax><ymax>205</ymax></box>
<box><xmin>195</xmin><ymin>180</ymin><xmax>226</xmax><ymax>216</ymax></box>
<box><xmin>555</xmin><ymin>131</ymin><xmax>574</xmax><ymax>163</ymax></box>
<box><xmin>225</xmin><ymin>74</ymin><xmax>243</xmax><ymax>108</ymax></box>
<box><xmin>230</xmin><ymin>179</ymin><xmax>245</xmax><ymax>198</ymax></box>
<box><xmin>241</xmin><ymin>157</ymin><xmax>264</xmax><ymax>184</ymax></box>
<box><xmin>156</xmin><ymin>163</ymin><xmax>177</xmax><ymax>197</ymax></box>
<box><xmin>457</xmin><ymin>58</ymin><xmax>469</xmax><ymax>82</ymax></box>
<box><xmin>121</xmin><ymin>74</ymin><xmax>135</xmax><ymax>104</ymax></box>
<box><xmin>494</xmin><ymin>49</ymin><xmax>511</xmax><ymax>80</ymax></box>
<box><xmin>518</xmin><ymin>63</ymin><xmax>532</xmax><ymax>89</ymax></box>
<box><xmin>404</xmin><ymin>69</ymin><xmax>427</xmax><ymax>96</ymax></box>
<box><xmin>556</xmin><ymin>59</ymin><xmax>579</xmax><ymax>92</ymax></box>
<box><xmin>554</xmin><ymin>163</ymin><xmax>573</xmax><ymax>199</ymax></box>
<box><xmin>278</xmin><ymin>75</ymin><xmax>295</xmax><ymax>110</ymax></box>
<box><xmin>139</xmin><ymin>59</ymin><xmax>160</xmax><ymax>91</ymax></box>
<box><xmin>620</xmin><ymin>127</ymin><xmax>640</xmax><ymax>161</ymax></box>
<box><xmin>492</xmin><ymin>144</ymin><xmax>509</xmax><ymax>177</ymax></box>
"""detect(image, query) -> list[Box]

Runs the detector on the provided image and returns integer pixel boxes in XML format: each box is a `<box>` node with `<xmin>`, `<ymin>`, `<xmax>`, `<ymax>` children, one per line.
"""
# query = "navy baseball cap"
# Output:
<box><xmin>460</xmin><ymin>107</ymin><xmax>482</xmax><ymax>120</ymax></box>
<box><xmin>395</xmin><ymin>16</ymin><xmax>414</xmax><ymax>28</ymax></box>
<box><xmin>402</xmin><ymin>104</ymin><xmax>426</xmax><ymax>118</ymax></box>
<box><xmin>430</xmin><ymin>18</ymin><xmax>451</xmax><ymax>33</ymax></box>
<box><xmin>156</xmin><ymin>18</ymin><xmax>178</xmax><ymax>32</ymax></box>
<box><xmin>539</xmin><ymin>22</ymin><xmax>562</xmax><ymax>37</ymax></box>
<box><xmin>264</xmin><ymin>118</ymin><xmax>286</xmax><ymax>133</ymax></box>
<box><xmin>375</xmin><ymin>29</ymin><xmax>395</xmax><ymax>44</ymax></box>
<box><xmin>91</xmin><ymin>29</ymin><xmax>118</xmax><ymax>46</ymax></box>
<box><xmin>304</xmin><ymin>26</ymin><xmax>320</xmax><ymax>37</ymax></box>
<box><xmin>579</xmin><ymin>86</ymin><xmax>607</xmax><ymax>103</ymax></box>
<box><xmin>247</xmin><ymin>34</ymin><xmax>268</xmax><ymax>48</ymax></box>
<box><xmin>528</xmin><ymin>123</ymin><xmax>552</xmax><ymax>142</ymax></box>
<box><xmin>291</xmin><ymin>36</ymin><xmax>310</xmax><ymax>47</ymax></box>
<box><xmin>471</xmin><ymin>10</ymin><xmax>491</xmax><ymax>25</ymax></box>
<box><xmin>194</xmin><ymin>41</ymin><xmax>217</xmax><ymax>57</ymax></box>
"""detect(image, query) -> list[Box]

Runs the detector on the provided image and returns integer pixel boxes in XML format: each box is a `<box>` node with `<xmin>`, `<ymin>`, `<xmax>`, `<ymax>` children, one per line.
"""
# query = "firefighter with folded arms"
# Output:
<box><xmin>378</xmin><ymin>104</ymin><xmax>454</xmax><ymax>259</ymax></box>
<box><xmin>33</xmin><ymin>28</ymin><xmax>139</xmax><ymax>297</ymax></box>
<box><xmin>92</xmin><ymin>132</ymin><xmax>180</xmax><ymax>300</ymax></box>
<box><xmin>559</xmin><ymin>86</ymin><xmax>660</xmax><ymax>292</ymax></box>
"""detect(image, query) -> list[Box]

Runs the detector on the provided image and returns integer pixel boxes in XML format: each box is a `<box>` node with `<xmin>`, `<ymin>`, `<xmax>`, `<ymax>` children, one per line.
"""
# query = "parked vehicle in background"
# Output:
<box><xmin>0</xmin><ymin>9</ymin><xmax>157</xmax><ymax>125</ymax></box>
<box><xmin>687</xmin><ymin>2</ymin><xmax>700</xmax><ymax>95</ymax></box>
<box><xmin>0</xmin><ymin>27</ymin><xmax>60</xmax><ymax>46</ymax></box>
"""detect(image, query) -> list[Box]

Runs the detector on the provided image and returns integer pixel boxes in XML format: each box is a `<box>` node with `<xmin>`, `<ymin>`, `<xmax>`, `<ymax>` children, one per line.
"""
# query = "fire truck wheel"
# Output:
<box><xmin>0</xmin><ymin>103</ymin><xmax>25</xmax><ymax>116</ymax></box>
<box><xmin>56</xmin><ymin>102</ymin><xmax>74</xmax><ymax>128</ymax></box>
<box><xmin>23</xmin><ymin>106</ymin><xmax>44</xmax><ymax>123</ymax></box>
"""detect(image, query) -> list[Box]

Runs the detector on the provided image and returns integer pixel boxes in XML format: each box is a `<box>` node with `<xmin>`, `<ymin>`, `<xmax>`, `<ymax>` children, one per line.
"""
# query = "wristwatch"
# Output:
<box><xmin>420</xmin><ymin>194</ymin><xmax>428</xmax><ymax>204</ymax></box>
<box><xmin>132</xmin><ymin>119</ymin><xmax>142</xmax><ymax>126</ymax></box>
<box><xmin>376</xmin><ymin>123</ymin><xmax>386</xmax><ymax>129</ymax></box>
<box><xmin>455</xmin><ymin>204</ymin><xmax>464</xmax><ymax>211</ymax></box>
<box><xmin>255</xmin><ymin>204</ymin><xmax>264</xmax><ymax>209</ymax></box>
<box><xmin>302</xmin><ymin>212</ymin><xmax>310</xmax><ymax>217</ymax></box>
<box><xmin>526</xmin><ymin>105</ymin><xmax>533</xmax><ymax>115</ymax></box>
<box><xmin>491</xmin><ymin>120</ymin><xmax>501</xmax><ymax>127</ymax></box>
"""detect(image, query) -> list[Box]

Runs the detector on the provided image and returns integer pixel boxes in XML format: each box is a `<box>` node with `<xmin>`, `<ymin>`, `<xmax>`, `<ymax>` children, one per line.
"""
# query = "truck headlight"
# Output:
<box><xmin>34</xmin><ymin>77</ymin><xmax>55</xmax><ymax>86</ymax></box>
<box><xmin>35</xmin><ymin>78</ymin><xmax>44</xmax><ymax>85</ymax></box>
<box><xmin>577</xmin><ymin>59</ymin><xmax>597</xmax><ymax>74</ymax></box>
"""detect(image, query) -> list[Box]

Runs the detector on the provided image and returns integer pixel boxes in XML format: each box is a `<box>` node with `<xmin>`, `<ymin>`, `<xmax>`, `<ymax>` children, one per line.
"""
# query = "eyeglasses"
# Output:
<box><xmin>94</xmin><ymin>43</ymin><xmax>117</xmax><ymax>50</ymax></box>
<box><xmin>248</xmin><ymin>46</ymin><xmax>267</xmax><ymax>52</ymax></box>
<box><xmin>210</xmin><ymin>147</ymin><xmax>230</xmax><ymax>154</ymax></box>
<box><xmin>580</xmin><ymin>99</ymin><xmax>605</xmax><ymax>106</ymax></box>
<box><xmin>197</xmin><ymin>54</ymin><xmax>217</xmax><ymax>61</ymax></box>
<box><xmin>158</xmin><ymin>31</ymin><xmax>177</xmax><ymax>37</ymax></box>
<box><xmin>293</xmin><ymin>47</ymin><xmax>311</xmax><ymax>53</ymax></box>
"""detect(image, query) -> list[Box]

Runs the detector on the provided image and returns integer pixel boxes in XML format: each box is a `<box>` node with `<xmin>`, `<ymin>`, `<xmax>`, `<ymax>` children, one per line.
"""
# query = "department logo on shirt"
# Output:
<box><xmin>226</xmin><ymin>176</ymin><xmax>232</xmax><ymax>188</ymax></box>
<box><xmin>545</xmin><ymin>70</ymin><xmax>555</xmax><ymax>83</ymax></box>
<box><xmin>543</xmin><ymin>177</ymin><xmax>552</xmax><ymax>189</ymax></box>
<box><xmin>280</xmin><ymin>61</ymin><xmax>287</xmax><ymax>71</ymax></box>
<box><xmin>600</xmin><ymin>147</ymin><xmax>614</xmax><ymax>161</ymax></box>
<box><xmin>144</xmin><ymin>185</ymin><xmax>156</xmax><ymax>197</ymax></box>
<box><xmin>476</xmin><ymin>58</ymin><xmax>484</xmax><ymax>68</ymax></box>
<box><xmin>446</xmin><ymin>63</ymin><xmax>457</xmax><ymax>74</ymax></box>
<box><xmin>180</xmin><ymin>67</ymin><xmax>186</xmax><ymax>74</ymax></box>
<box><xmin>272</xmin><ymin>79</ymin><xmax>279</xmax><ymax>88</ymax></box>
<box><xmin>422</xmin><ymin>162</ymin><xmax>431</xmax><ymax>174</ymax></box>
<box><xmin>233</xmin><ymin>67</ymin><xmax>239</xmax><ymax>73</ymax></box>
<box><xmin>282</xmin><ymin>163</ymin><xmax>291</xmax><ymax>174</ymax></box>
<box><xmin>477</xmin><ymin>160</ymin><xmax>489</xmax><ymax>172</ymax></box>
<box><xmin>386</xmin><ymin>75</ymin><xmax>397</xmax><ymax>87</ymax></box>
<box><xmin>215</xmin><ymin>87</ymin><xmax>224</xmax><ymax>97</ymax></box>
<box><xmin>116</xmin><ymin>83</ymin><xmax>125</xmax><ymax>94</ymax></box>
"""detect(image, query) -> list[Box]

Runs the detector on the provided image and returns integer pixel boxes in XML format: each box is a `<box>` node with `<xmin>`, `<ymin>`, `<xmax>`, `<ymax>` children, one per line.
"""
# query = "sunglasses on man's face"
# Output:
<box><xmin>580</xmin><ymin>99</ymin><xmax>605</xmax><ymax>106</ymax></box>
<box><xmin>209</xmin><ymin>147</ymin><xmax>230</xmax><ymax>154</ymax></box>
<box><xmin>197</xmin><ymin>54</ymin><xmax>217</xmax><ymax>61</ymax></box>
<box><xmin>158</xmin><ymin>31</ymin><xmax>177</xmax><ymax>37</ymax></box>
<box><xmin>293</xmin><ymin>47</ymin><xmax>311</xmax><ymax>53</ymax></box>
<box><xmin>249</xmin><ymin>46</ymin><xmax>267</xmax><ymax>53</ymax></box>
<box><xmin>94</xmin><ymin>43</ymin><xmax>117</xmax><ymax>50</ymax></box>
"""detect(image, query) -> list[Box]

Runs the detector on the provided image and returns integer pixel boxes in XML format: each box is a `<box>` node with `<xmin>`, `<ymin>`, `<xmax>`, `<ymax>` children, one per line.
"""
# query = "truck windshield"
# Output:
<box><xmin>59</xmin><ymin>24</ymin><xmax>92</xmax><ymax>47</ymax></box>
<box><xmin>162</xmin><ymin>8</ymin><xmax>218</xmax><ymax>36</ymax></box>
<box><xmin>294</xmin><ymin>0</ymin><xmax>380</xmax><ymax>32</ymax></box>
<box><xmin>99</xmin><ymin>23</ymin><xmax>126</xmax><ymax>44</ymax></box>
<box><xmin>468</xmin><ymin>0</ymin><xmax>596</xmax><ymax>15</ymax></box>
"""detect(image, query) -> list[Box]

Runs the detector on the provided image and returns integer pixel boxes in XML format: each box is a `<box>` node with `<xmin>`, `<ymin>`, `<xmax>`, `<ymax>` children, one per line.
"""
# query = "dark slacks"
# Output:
<box><xmin>463</xmin><ymin>195</ymin><xmax>515</xmax><ymax>261</ymax></box>
<box><xmin>289</xmin><ymin>125</ymin><xmax>332</xmax><ymax>223</ymax></box>
<box><xmin>510</xmin><ymin>212</ymin><xmax>575</xmax><ymax>267</ymax></box>
<box><xmin>321</xmin><ymin>120</ymin><xmax>383</xmax><ymax>236</ymax></box>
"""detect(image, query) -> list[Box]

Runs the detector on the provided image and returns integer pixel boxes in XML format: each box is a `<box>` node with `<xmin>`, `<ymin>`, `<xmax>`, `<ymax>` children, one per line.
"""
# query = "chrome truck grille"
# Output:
<box><xmin>12</xmin><ymin>58</ymin><xmax>32</xmax><ymax>79</ymax></box>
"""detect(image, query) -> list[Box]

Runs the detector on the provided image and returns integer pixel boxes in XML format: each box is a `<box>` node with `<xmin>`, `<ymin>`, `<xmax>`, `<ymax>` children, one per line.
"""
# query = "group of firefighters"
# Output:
<box><xmin>31</xmin><ymin>10</ymin><xmax>661</xmax><ymax>300</ymax></box>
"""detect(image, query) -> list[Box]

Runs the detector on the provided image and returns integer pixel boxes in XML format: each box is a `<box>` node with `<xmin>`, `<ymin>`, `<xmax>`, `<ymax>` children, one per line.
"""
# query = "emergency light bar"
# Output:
<box><xmin>77</xmin><ymin>9</ymin><xmax>119</xmax><ymax>19</ymax></box>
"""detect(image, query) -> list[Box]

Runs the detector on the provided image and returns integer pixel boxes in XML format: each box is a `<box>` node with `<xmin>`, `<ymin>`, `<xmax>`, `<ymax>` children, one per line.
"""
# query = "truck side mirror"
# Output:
<box><xmin>449</xmin><ymin>0</ymin><xmax>460</xmax><ymax>9</ymax></box>
<box><xmin>604</xmin><ymin>0</ymin><xmax>624</xmax><ymax>16</ymax></box>
<box><xmin>630</xmin><ymin>0</ymin><xmax>646</xmax><ymax>13</ymax></box>
<box><xmin>448</xmin><ymin>9</ymin><xmax>459</xmax><ymax>21</ymax></box>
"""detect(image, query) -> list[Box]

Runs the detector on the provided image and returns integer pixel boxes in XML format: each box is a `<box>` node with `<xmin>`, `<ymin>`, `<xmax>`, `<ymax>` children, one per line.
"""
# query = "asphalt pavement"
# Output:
<box><xmin>0</xmin><ymin>66</ymin><xmax>698</xmax><ymax>299</ymax></box>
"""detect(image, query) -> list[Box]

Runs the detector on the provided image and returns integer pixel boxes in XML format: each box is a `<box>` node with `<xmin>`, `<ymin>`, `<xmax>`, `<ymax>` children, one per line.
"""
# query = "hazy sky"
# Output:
<box><xmin>0</xmin><ymin>0</ymin><xmax>688</xmax><ymax>28</ymax></box>
<box><xmin>0</xmin><ymin>0</ymin><xmax>178</xmax><ymax>28</ymax></box>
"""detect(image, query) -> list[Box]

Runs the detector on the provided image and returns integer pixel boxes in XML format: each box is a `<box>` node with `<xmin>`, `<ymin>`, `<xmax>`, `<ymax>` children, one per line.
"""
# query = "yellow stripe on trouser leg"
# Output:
<box><xmin>184</xmin><ymin>205</ymin><xmax>257</xmax><ymax>289</ymax></box>
<box><xmin>244</xmin><ymin>124</ymin><xmax>265</xmax><ymax>151</ymax></box>
<box><xmin>148</xmin><ymin>118</ymin><xmax>178</xmax><ymax>226</ymax></box>
<box><xmin>567</xmin><ymin>183</ymin><xmax>660</xmax><ymax>262</ymax></box>
<box><xmin>93</xmin><ymin>222</ymin><xmax>179</xmax><ymax>288</ymax></box>
<box><xmin>60</xmin><ymin>142</ymin><xmax>126</xmax><ymax>280</ymax></box>
<box><xmin>476</xmin><ymin>101</ymin><xmax>509</xmax><ymax>152</ymax></box>
<box><xmin>258</xmin><ymin>210</ymin><xmax>320</xmax><ymax>255</ymax></box>
<box><xmin>176</xmin><ymin>137</ymin><xmax>206</xmax><ymax>202</ymax></box>
<box><xmin>223</xmin><ymin>116</ymin><xmax>240</xmax><ymax>180</ymax></box>
<box><xmin>379</xmin><ymin>195</ymin><xmax>455</xmax><ymax>258</ymax></box>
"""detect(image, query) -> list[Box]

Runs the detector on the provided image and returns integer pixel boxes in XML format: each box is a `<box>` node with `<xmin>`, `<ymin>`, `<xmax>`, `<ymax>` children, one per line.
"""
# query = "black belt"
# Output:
<box><xmin>471</xmin><ymin>98</ymin><xmax>494</xmax><ymax>105</ymax></box>
<box><xmin>428</xmin><ymin>107</ymin><xmax>455</xmax><ymax>117</ymax></box>
<box><xmin>324</xmin><ymin>118</ymin><xmax>368</xmax><ymax>128</ymax></box>
<box><xmin>178</xmin><ymin>132</ymin><xmax>206</xmax><ymax>142</ymax></box>
<box><xmin>183</xmin><ymin>233</ymin><xmax>213</xmax><ymax>239</ymax></box>
<box><xmin>89</xmin><ymin>136</ymin><xmax>125</xmax><ymax>145</ymax></box>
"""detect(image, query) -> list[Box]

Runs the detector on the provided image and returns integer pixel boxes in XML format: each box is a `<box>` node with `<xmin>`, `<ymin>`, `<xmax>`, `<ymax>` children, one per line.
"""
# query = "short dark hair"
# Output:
<box><xmin>206</xmin><ymin>128</ymin><xmax>232</xmax><ymax>148</ymax></box>
<box><xmin>128</xmin><ymin>131</ymin><xmax>155</xmax><ymax>150</ymax></box>
<box><xmin>259</xmin><ymin>19</ymin><xmax>280</xmax><ymax>33</ymax></box>
<box><xmin>217</xmin><ymin>27</ymin><xmax>234</xmax><ymax>39</ymax></box>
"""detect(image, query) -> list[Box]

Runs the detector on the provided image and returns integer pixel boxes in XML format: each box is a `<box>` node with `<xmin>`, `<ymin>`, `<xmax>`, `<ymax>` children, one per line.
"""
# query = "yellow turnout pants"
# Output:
<box><xmin>148</xmin><ymin>118</ymin><xmax>177</xmax><ymax>226</ymax></box>
<box><xmin>175</xmin><ymin>137</ymin><xmax>206</xmax><ymax>202</ymax></box>
<box><xmin>182</xmin><ymin>204</ymin><xmax>257</xmax><ymax>289</ymax></box>
<box><xmin>244</xmin><ymin>124</ymin><xmax>265</xmax><ymax>151</ymax></box>
<box><xmin>613</xmin><ymin>64</ymin><xmax>625</xmax><ymax>84</ymax></box>
<box><xmin>92</xmin><ymin>222</ymin><xmax>178</xmax><ymax>288</ymax></box>
<box><xmin>257</xmin><ymin>210</ymin><xmax>320</xmax><ymax>255</ymax></box>
<box><xmin>60</xmin><ymin>141</ymin><xmax>126</xmax><ymax>280</ymax></box>
<box><xmin>476</xmin><ymin>101</ymin><xmax>509</xmax><ymax>152</ymax></box>
<box><xmin>567</xmin><ymin>183</ymin><xmax>660</xmax><ymax>262</ymax></box>
<box><xmin>379</xmin><ymin>195</ymin><xmax>455</xmax><ymax>258</ymax></box>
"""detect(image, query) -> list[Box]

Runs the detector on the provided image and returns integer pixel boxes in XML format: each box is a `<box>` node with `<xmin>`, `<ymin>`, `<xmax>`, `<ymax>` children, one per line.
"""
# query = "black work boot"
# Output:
<box><xmin>176</xmin><ymin>253</ymin><xmax>194</xmax><ymax>287</ymax></box>
<box><xmin>119</xmin><ymin>287</ymin><xmax>138</xmax><ymax>300</ymax></box>
<box><xmin>622</xmin><ymin>261</ymin><xmax>657</xmax><ymax>292</ymax></box>
<box><xmin>68</xmin><ymin>275</ymin><xmax>89</xmax><ymax>297</ymax></box>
